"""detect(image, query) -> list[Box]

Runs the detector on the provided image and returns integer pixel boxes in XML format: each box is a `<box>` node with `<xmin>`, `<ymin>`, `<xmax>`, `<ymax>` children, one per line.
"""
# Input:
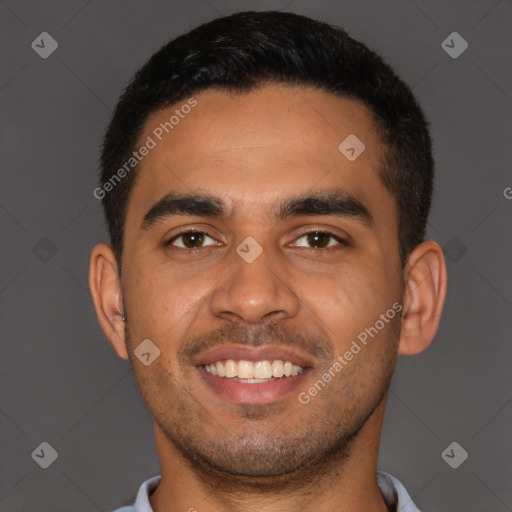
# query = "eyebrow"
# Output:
<box><xmin>140</xmin><ymin>190</ymin><xmax>374</xmax><ymax>232</ymax></box>
<box><xmin>140</xmin><ymin>193</ymin><xmax>225</xmax><ymax>232</ymax></box>
<box><xmin>277</xmin><ymin>190</ymin><xmax>374</xmax><ymax>227</ymax></box>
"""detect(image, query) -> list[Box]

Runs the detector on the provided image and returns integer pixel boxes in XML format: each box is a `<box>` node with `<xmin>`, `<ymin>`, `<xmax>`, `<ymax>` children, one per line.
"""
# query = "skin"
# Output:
<box><xmin>89</xmin><ymin>84</ymin><xmax>447</xmax><ymax>512</ymax></box>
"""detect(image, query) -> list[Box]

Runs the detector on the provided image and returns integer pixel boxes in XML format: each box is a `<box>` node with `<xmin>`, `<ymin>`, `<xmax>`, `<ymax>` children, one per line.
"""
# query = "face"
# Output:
<box><xmin>120</xmin><ymin>84</ymin><xmax>404</xmax><ymax>479</ymax></box>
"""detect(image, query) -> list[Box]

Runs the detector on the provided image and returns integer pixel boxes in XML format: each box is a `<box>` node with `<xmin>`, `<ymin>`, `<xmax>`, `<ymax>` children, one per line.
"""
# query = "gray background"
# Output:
<box><xmin>1</xmin><ymin>0</ymin><xmax>511</xmax><ymax>511</ymax></box>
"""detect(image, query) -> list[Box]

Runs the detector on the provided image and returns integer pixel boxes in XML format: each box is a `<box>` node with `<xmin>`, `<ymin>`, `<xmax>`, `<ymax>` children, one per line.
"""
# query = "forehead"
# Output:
<box><xmin>127</xmin><ymin>84</ymin><xmax>391</xmax><ymax>222</ymax></box>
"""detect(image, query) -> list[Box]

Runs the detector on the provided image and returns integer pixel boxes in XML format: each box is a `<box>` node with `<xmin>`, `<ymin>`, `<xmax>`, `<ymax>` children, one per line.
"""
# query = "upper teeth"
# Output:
<box><xmin>204</xmin><ymin>359</ymin><xmax>304</xmax><ymax>379</ymax></box>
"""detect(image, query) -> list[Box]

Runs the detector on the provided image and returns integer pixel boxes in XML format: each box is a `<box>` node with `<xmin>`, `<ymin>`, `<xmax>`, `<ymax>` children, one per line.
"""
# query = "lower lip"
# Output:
<box><xmin>197</xmin><ymin>366</ymin><xmax>310</xmax><ymax>404</ymax></box>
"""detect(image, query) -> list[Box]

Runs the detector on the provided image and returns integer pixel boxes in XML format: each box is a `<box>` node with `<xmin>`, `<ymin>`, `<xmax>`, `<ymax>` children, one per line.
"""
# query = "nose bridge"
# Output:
<box><xmin>210</xmin><ymin>239</ymin><xmax>300</xmax><ymax>324</ymax></box>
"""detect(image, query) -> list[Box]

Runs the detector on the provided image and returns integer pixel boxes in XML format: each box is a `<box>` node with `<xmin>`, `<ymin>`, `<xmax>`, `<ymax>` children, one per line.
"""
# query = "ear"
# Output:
<box><xmin>398</xmin><ymin>240</ymin><xmax>448</xmax><ymax>356</ymax></box>
<box><xmin>89</xmin><ymin>243</ymin><xmax>128</xmax><ymax>360</ymax></box>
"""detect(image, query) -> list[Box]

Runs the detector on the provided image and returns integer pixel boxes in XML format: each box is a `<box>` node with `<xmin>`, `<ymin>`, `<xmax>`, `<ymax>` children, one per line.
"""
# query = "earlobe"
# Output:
<box><xmin>88</xmin><ymin>243</ymin><xmax>129</xmax><ymax>360</ymax></box>
<box><xmin>398</xmin><ymin>241</ymin><xmax>448</xmax><ymax>356</ymax></box>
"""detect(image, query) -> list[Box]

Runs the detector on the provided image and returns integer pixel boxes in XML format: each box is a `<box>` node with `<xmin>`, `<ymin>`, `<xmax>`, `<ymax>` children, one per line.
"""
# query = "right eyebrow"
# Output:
<box><xmin>139</xmin><ymin>193</ymin><xmax>227</xmax><ymax>233</ymax></box>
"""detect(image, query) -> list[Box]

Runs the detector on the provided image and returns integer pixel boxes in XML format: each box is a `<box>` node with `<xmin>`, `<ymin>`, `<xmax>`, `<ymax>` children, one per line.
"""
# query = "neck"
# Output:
<box><xmin>149</xmin><ymin>399</ymin><xmax>390</xmax><ymax>512</ymax></box>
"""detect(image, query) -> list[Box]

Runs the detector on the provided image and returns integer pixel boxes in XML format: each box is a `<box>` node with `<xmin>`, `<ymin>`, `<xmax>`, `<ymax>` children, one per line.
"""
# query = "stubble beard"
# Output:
<box><xmin>124</xmin><ymin>315</ymin><xmax>400</xmax><ymax>492</ymax></box>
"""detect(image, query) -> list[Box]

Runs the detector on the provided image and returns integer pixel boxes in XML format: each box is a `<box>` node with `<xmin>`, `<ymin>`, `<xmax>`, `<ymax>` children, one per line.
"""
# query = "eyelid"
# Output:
<box><xmin>288</xmin><ymin>225</ymin><xmax>350</xmax><ymax>245</ymax></box>
<box><xmin>290</xmin><ymin>232</ymin><xmax>348</xmax><ymax>249</ymax></box>
<box><xmin>164</xmin><ymin>226</ymin><xmax>349</xmax><ymax>249</ymax></box>
<box><xmin>165</xmin><ymin>228</ymin><xmax>222</xmax><ymax>247</ymax></box>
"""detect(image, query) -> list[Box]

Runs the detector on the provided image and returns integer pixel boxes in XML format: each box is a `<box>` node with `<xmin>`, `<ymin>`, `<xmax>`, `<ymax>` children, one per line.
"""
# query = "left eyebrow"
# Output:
<box><xmin>276</xmin><ymin>190</ymin><xmax>374</xmax><ymax>228</ymax></box>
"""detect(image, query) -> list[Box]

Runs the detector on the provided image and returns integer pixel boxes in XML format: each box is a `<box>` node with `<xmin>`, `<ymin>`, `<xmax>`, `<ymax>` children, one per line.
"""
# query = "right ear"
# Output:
<box><xmin>88</xmin><ymin>243</ymin><xmax>128</xmax><ymax>359</ymax></box>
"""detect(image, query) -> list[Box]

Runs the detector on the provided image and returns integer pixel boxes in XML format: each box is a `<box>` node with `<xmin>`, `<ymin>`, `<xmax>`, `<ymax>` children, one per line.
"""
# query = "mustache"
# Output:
<box><xmin>179</xmin><ymin>321</ymin><xmax>333</xmax><ymax>367</ymax></box>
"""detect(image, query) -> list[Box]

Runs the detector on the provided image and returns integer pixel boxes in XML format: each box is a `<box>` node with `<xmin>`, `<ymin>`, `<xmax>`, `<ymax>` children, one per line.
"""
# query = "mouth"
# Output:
<box><xmin>193</xmin><ymin>345</ymin><xmax>313</xmax><ymax>404</ymax></box>
<box><xmin>204</xmin><ymin>358</ymin><xmax>304</xmax><ymax>381</ymax></box>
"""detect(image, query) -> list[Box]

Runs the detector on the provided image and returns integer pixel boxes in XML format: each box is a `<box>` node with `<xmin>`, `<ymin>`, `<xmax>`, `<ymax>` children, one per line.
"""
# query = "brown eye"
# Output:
<box><xmin>293</xmin><ymin>231</ymin><xmax>346</xmax><ymax>249</ymax></box>
<box><xmin>167</xmin><ymin>231</ymin><xmax>218</xmax><ymax>249</ymax></box>
<box><xmin>181</xmin><ymin>232</ymin><xmax>204</xmax><ymax>248</ymax></box>
<box><xmin>307</xmin><ymin>232</ymin><xmax>330</xmax><ymax>248</ymax></box>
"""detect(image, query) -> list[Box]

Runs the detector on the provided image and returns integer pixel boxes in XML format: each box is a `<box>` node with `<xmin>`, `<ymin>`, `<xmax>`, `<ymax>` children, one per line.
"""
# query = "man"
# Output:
<box><xmin>89</xmin><ymin>10</ymin><xmax>447</xmax><ymax>512</ymax></box>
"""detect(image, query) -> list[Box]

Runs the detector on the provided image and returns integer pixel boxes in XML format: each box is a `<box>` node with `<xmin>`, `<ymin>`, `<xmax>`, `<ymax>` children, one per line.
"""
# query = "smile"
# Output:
<box><xmin>194</xmin><ymin>345</ymin><xmax>313</xmax><ymax>404</ymax></box>
<box><xmin>204</xmin><ymin>359</ymin><xmax>304</xmax><ymax>381</ymax></box>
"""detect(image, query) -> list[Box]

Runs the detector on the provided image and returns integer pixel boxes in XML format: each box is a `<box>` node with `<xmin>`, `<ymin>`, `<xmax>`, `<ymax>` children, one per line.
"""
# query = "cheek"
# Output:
<box><xmin>301</xmin><ymin>263</ymin><xmax>395</xmax><ymax>348</ymax></box>
<box><xmin>125</xmin><ymin>258</ymin><xmax>218</xmax><ymax>342</ymax></box>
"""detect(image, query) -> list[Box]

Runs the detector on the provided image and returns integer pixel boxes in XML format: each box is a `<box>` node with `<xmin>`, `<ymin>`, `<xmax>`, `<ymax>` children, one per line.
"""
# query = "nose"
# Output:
<box><xmin>209</xmin><ymin>241</ymin><xmax>301</xmax><ymax>325</ymax></box>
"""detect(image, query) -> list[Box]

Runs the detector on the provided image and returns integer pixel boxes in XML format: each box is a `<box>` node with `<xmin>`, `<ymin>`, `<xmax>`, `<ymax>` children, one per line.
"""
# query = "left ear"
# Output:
<box><xmin>398</xmin><ymin>240</ymin><xmax>448</xmax><ymax>355</ymax></box>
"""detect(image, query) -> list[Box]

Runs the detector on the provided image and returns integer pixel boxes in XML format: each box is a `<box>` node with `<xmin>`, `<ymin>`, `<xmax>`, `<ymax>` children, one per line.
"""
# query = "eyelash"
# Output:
<box><xmin>165</xmin><ymin>229</ymin><xmax>348</xmax><ymax>250</ymax></box>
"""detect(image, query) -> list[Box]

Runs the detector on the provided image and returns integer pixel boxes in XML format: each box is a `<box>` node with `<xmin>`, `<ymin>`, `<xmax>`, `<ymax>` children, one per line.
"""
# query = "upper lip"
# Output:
<box><xmin>192</xmin><ymin>345</ymin><xmax>315</xmax><ymax>368</ymax></box>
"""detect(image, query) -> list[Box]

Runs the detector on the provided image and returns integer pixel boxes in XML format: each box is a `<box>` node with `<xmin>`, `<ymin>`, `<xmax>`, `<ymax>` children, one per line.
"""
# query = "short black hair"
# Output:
<box><xmin>99</xmin><ymin>10</ymin><xmax>433</xmax><ymax>270</ymax></box>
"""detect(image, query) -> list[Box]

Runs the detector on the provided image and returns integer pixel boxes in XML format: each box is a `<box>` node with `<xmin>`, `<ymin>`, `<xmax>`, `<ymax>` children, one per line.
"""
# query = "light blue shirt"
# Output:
<box><xmin>113</xmin><ymin>471</ymin><xmax>421</xmax><ymax>511</ymax></box>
